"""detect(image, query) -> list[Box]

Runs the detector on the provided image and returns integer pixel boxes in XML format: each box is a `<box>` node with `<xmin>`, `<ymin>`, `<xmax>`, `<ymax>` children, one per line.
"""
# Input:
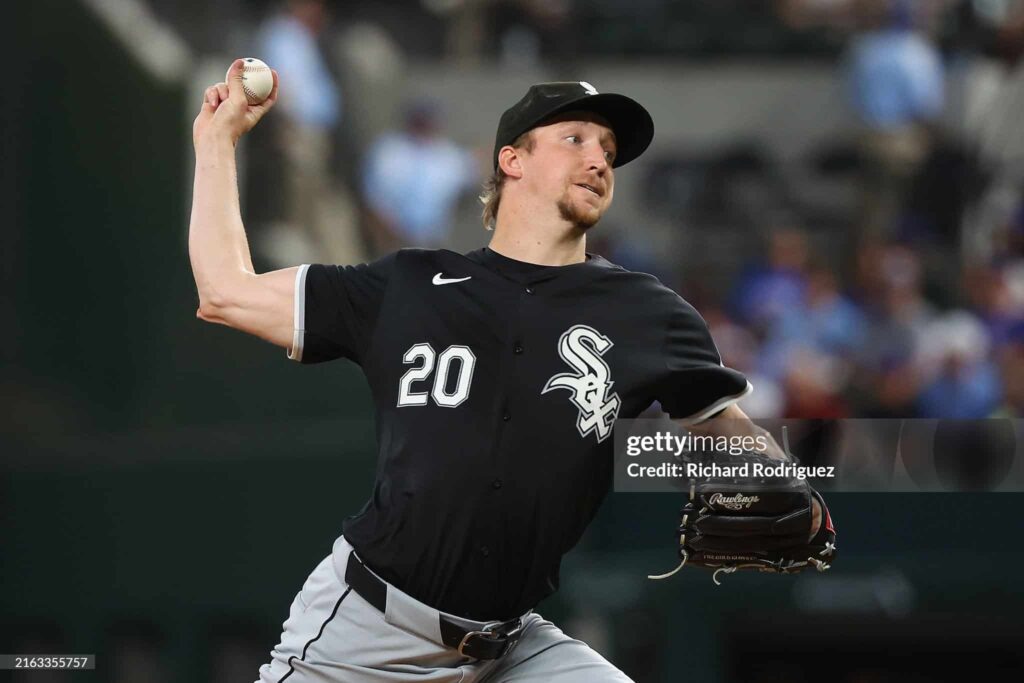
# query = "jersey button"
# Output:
<box><xmin>492</xmin><ymin>479</ymin><xmax>503</xmax><ymax>489</ymax></box>
<box><xmin>525</xmin><ymin>287</ymin><xmax>534</xmax><ymax>295</ymax></box>
<box><xmin>513</xmin><ymin>343</ymin><xmax>523</xmax><ymax>355</ymax></box>
<box><xmin>502</xmin><ymin>412</ymin><xmax>511</xmax><ymax>422</ymax></box>
<box><xmin>480</xmin><ymin>545</ymin><xmax>490</xmax><ymax>557</ymax></box>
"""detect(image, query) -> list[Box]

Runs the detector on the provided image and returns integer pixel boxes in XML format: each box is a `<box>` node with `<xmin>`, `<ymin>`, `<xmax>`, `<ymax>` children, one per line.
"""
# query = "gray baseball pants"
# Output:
<box><xmin>256</xmin><ymin>536</ymin><xmax>633</xmax><ymax>682</ymax></box>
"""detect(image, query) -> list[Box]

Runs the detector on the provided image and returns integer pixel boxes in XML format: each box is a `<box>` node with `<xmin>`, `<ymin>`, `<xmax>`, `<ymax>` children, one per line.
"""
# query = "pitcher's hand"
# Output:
<box><xmin>193</xmin><ymin>59</ymin><xmax>279</xmax><ymax>148</ymax></box>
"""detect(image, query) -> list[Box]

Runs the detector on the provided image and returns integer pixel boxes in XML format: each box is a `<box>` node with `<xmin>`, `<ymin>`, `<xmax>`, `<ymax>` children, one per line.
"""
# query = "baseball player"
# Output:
<box><xmin>190</xmin><ymin>62</ymin><xmax>828</xmax><ymax>682</ymax></box>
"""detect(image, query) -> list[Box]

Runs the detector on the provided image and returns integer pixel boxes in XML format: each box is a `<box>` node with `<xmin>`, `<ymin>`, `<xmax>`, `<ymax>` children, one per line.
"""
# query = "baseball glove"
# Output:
<box><xmin>648</xmin><ymin>431</ymin><xmax>836</xmax><ymax>585</ymax></box>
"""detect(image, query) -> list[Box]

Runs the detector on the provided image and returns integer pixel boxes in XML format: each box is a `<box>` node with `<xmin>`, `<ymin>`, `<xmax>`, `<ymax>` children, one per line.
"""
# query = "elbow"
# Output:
<box><xmin>195</xmin><ymin>290</ymin><xmax>230</xmax><ymax>324</ymax></box>
<box><xmin>192</xmin><ymin>271</ymin><xmax>254</xmax><ymax>325</ymax></box>
<box><xmin>195</xmin><ymin>303</ymin><xmax>219</xmax><ymax>323</ymax></box>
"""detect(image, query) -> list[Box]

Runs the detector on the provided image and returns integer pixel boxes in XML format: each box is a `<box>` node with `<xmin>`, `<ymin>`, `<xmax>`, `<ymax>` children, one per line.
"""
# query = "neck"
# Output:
<box><xmin>487</xmin><ymin>198</ymin><xmax>589</xmax><ymax>266</ymax></box>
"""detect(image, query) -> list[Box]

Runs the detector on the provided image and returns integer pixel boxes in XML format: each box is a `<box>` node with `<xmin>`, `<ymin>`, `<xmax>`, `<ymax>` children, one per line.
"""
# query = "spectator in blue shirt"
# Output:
<box><xmin>844</xmin><ymin>0</ymin><xmax>944</xmax><ymax>244</ymax></box>
<box><xmin>255</xmin><ymin>0</ymin><xmax>363</xmax><ymax>267</ymax></box>
<box><xmin>261</xmin><ymin>0</ymin><xmax>341</xmax><ymax>128</ymax></box>
<box><xmin>361</xmin><ymin>99</ymin><xmax>481</xmax><ymax>252</ymax></box>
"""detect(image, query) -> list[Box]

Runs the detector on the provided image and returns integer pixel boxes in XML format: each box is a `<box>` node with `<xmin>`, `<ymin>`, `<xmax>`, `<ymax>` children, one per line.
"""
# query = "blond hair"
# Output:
<box><xmin>480</xmin><ymin>131</ymin><xmax>535</xmax><ymax>230</ymax></box>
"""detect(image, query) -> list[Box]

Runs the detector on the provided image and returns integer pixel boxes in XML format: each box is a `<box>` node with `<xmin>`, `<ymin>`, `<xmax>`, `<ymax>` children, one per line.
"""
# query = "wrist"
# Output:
<box><xmin>195</xmin><ymin>133</ymin><xmax>237</xmax><ymax>160</ymax></box>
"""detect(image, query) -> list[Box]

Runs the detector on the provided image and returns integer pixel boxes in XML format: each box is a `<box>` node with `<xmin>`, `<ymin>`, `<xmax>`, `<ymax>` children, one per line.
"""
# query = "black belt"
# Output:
<box><xmin>344</xmin><ymin>551</ymin><xmax>523</xmax><ymax>660</ymax></box>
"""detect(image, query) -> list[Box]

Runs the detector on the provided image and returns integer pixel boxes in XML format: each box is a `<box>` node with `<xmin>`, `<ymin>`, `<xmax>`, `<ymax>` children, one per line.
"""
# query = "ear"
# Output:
<box><xmin>498</xmin><ymin>145</ymin><xmax>524</xmax><ymax>179</ymax></box>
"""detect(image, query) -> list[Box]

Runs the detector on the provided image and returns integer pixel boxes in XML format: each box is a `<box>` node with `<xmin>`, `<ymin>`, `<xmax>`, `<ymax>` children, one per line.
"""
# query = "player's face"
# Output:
<box><xmin>523</xmin><ymin>112</ymin><xmax>616</xmax><ymax>230</ymax></box>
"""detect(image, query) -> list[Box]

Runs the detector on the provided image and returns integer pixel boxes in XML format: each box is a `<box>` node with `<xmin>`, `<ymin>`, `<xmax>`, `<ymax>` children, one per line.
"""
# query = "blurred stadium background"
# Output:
<box><xmin>5</xmin><ymin>0</ymin><xmax>1024</xmax><ymax>680</ymax></box>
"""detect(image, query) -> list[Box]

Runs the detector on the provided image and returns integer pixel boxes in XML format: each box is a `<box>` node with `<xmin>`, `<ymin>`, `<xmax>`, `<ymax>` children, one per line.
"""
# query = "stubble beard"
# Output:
<box><xmin>556</xmin><ymin>189</ymin><xmax>602</xmax><ymax>232</ymax></box>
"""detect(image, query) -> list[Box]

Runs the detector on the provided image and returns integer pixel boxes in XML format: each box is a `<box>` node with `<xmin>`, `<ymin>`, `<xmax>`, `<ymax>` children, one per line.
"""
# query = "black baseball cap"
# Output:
<box><xmin>492</xmin><ymin>81</ymin><xmax>654</xmax><ymax>170</ymax></box>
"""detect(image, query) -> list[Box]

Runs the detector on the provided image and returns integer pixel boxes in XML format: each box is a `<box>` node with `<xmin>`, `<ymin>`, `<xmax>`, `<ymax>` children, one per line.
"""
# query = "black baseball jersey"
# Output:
<box><xmin>288</xmin><ymin>247</ymin><xmax>749</xmax><ymax>620</ymax></box>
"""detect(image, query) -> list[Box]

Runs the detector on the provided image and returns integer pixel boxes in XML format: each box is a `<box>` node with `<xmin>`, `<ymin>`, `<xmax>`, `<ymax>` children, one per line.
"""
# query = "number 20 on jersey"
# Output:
<box><xmin>397</xmin><ymin>343</ymin><xmax>477</xmax><ymax>408</ymax></box>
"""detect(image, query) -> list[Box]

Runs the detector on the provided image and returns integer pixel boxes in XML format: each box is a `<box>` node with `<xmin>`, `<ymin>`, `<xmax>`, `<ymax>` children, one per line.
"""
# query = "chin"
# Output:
<box><xmin>557</xmin><ymin>197</ymin><xmax>603</xmax><ymax>231</ymax></box>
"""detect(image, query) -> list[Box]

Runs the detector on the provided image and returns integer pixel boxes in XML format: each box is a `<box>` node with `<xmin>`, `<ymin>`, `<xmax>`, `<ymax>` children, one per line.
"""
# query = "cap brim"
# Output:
<box><xmin>528</xmin><ymin>93</ymin><xmax>654</xmax><ymax>168</ymax></box>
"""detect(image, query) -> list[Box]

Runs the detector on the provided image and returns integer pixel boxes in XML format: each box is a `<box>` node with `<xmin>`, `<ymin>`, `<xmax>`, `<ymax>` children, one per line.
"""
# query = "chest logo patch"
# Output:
<box><xmin>433</xmin><ymin>273</ymin><xmax>472</xmax><ymax>286</ymax></box>
<box><xmin>542</xmin><ymin>324</ymin><xmax>621</xmax><ymax>442</ymax></box>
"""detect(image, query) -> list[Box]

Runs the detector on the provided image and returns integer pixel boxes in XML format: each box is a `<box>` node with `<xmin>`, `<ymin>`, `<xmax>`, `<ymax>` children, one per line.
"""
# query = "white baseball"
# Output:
<box><xmin>228</xmin><ymin>58</ymin><xmax>273</xmax><ymax>105</ymax></box>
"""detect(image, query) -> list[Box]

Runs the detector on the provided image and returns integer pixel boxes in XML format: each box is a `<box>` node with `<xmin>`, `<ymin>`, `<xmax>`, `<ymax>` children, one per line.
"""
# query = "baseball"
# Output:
<box><xmin>229</xmin><ymin>58</ymin><xmax>273</xmax><ymax>105</ymax></box>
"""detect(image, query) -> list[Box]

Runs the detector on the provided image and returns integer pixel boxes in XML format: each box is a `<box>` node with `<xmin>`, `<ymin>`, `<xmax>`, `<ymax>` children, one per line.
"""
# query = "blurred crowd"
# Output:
<box><xmin>683</xmin><ymin>0</ymin><xmax>1024</xmax><ymax>420</ymax></box>
<box><xmin>203</xmin><ymin>0</ymin><xmax>1024</xmax><ymax>420</ymax></box>
<box><xmin>239</xmin><ymin>0</ymin><xmax>485</xmax><ymax>267</ymax></box>
<box><xmin>712</xmin><ymin>0</ymin><xmax>1024</xmax><ymax>420</ymax></box>
<box><xmin>701</xmin><ymin>229</ymin><xmax>1024</xmax><ymax>420</ymax></box>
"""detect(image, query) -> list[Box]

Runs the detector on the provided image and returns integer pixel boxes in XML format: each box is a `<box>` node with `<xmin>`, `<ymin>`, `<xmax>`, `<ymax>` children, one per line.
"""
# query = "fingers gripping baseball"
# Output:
<box><xmin>225</xmin><ymin>58</ymin><xmax>249</xmax><ymax>103</ymax></box>
<box><xmin>192</xmin><ymin>59</ymin><xmax>279</xmax><ymax>148</ymax></box>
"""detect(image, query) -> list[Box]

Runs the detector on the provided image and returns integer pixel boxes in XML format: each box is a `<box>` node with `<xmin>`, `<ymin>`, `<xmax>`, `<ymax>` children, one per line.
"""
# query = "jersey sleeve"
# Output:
<box><xmin>653</xmin><ymin>295</ymin><xmax>751</xmax><ymax>423</ymax></box>
<box><xmin>287</xmin><ymin>253</ymin><xmax>395</xmax><ymax>365</ymax></box>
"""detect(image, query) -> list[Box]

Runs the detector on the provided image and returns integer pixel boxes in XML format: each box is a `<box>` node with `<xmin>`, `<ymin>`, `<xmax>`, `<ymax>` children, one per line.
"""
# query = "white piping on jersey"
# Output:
<box><xmin>675</xmin><ymin>380</ymin><xmax>754</xmax><ymax>426</ymax></box>
<box><xmin>287</xmin><ymin>264</ymin><xmax>311</xmax><ymax>362</ymax></box>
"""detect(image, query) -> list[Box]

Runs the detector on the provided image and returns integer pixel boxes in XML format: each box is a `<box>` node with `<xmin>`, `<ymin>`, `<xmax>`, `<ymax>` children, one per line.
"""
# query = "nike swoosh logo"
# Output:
<box><xmin>432</xmin><ymin>273</ymin><xmax>472</xmax><ymax>286</ymax></box>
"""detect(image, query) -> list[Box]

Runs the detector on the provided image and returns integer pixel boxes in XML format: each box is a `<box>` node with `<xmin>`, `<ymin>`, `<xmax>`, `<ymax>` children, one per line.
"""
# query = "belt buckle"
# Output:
<box><xmin>457</xmin><ymin>630</ymin><xmax>498</xmax><ymax>657</ymax></box>
<box><xmin>457</xmin><ymin>618</ymin><xmax>523</xmax><ymax>659</ymax></box>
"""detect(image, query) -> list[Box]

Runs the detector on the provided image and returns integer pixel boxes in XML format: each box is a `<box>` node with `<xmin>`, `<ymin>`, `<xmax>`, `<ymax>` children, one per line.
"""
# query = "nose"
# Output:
<box><xmin>586</xmin><ymin>144</ymin><xmax>609</xmax><ymax>174</ymax></box>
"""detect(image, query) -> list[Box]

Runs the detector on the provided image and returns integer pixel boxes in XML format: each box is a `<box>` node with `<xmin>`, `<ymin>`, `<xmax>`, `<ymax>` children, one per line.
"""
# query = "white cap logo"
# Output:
<box><xmin>580</xmin><ymin>81</ymin><xmax>598</xmax><ymax>95</ymax></box>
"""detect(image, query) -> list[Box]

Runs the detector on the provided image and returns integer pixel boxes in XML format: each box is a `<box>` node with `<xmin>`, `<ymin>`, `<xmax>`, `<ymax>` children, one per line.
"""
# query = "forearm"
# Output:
<box><xmin>683</xmin><ymin>403</ymin><xmax>788</xmax><ymax>461</ymax></box>
<box><xmin>188</xmin><ymin>136</ymin><xmax>257</xmax><ymax>311</ymax></box>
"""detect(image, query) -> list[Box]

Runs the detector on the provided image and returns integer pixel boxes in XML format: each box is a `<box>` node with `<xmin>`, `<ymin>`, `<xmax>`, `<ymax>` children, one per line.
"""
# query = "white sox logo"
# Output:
<box><xmin>542</xmin><ymin>325</ymin><xmax>620</xmax><ymax>443</ymax></box>
<box><xmin>708</xmin><ymin>493</ymin><xmax>760</xmax><ymax>511</ymax></box>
